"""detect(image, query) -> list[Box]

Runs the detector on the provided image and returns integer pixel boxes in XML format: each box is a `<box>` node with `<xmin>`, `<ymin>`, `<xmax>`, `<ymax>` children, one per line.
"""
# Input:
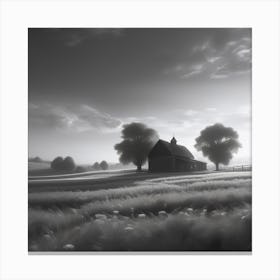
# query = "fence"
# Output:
<box><xmin>219</xmin><ymin>165</ymin><xmax>252</xmax><ymax>172</ymax></box>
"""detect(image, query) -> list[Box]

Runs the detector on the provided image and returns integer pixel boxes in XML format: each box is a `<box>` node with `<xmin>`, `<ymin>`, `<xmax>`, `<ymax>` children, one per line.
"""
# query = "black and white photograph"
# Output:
<box><xmin>1</xmin><ymin>0</ymin><xmax>280</xmax><ymax>279</ymax></box>
<box><xmin>28</xmin><ymin>28</ymin><xmax>252</xmax><ymax>252</ymax></box>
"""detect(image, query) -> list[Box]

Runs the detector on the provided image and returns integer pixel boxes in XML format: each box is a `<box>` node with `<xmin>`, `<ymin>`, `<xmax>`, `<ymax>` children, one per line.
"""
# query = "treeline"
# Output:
<box><xmin>92</xmin><ymin>161</ymin><xmax>108</xmax><ymax>171</ymax></box>
<box><xmin>50</xmin><ymin>156</ymin><xmax>109</xmax><ymax>172</ymax></box>
<box><xmin>28</xmin><ymin>156</ymin><xmax>49</xmax><ymax>163</ymax></box>
<box><xmin>51</xmin><ymin>156</ymin><xmax>76</xmax><ymax>171</ymax></box>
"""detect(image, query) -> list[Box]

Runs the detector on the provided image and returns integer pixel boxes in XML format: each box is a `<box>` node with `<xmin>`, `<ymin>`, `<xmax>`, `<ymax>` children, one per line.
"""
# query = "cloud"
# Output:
<box><xmin>181</xmin><ymin>63</ymin><xmax>205</xmax><ymax>79</ymax></box>
<box><xmin>29</xmin><ymin>103</ymin><xmax>121</xmax><ymax>133</ymax></box>
<box><xmin>109</xmin><ymin>105</ymin><xmax>251</xmax><ymax>164</ymax></box>
<box><xmin>205</xmin><ymin>107</ymin><xmax>217</xmax><ymax>112</ymax></box>
<box><xmin>165</xmin><ymin>33</ymin><xmax>251</xmax><ymax>80</ymax></box>
<box><xmin>55</xmin><ymin>28</ymin><xmax>124</xmax><ymax>47</ymax></box>
<box><xmin>124</xmin><ymin>106</ymin><xmax>250</xmax><ymax>143</ymax></box>
<box><xmin>163</xmin><ymin>64</ymin><xmax>184</xmax><ymax>75</ymax></box>
<box><xmin>192</xmin><ymin>40</ymin><xmax>211</xmax><ymax>53</ymax></box>
<box><xmin>207</xmin><ymin>56</ymin><xmax>222</xmax><ymax>63</ymax></box>
<box><xmin>208</xmin><ymin>37</ymin><xmax>252</xmax><ymax>79</ymax></box>
<box><xmin>184</xmin><ymin>109</ymin><xmax>199</xmax><ymax>116</ymax></box>
<box><xmin>91</xmin><ymin>28</ymin><xmax>124</xmax><ymax>37</ymax></box>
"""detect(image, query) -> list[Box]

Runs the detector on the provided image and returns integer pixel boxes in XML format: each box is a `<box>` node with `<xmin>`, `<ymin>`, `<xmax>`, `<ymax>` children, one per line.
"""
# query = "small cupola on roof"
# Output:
<box><xmin>170</xmin><ymin>137</ymin><xmax>177</xmax><ymax>145</ymax></box>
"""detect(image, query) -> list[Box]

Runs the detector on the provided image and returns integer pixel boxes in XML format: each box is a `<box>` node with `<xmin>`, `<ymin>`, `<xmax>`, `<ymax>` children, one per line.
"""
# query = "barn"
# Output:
<box><xmin>148</xmin><ymin>137</ymin><xmax>207</xmax><ymax>172</ymax></box>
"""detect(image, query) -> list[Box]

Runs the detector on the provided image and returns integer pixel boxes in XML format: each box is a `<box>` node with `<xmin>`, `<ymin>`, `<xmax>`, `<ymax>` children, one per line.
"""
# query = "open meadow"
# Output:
<box><xmin>28</xmin><ymin>171</ymin><xmax>252</xmax><ymax>252</ymax></box>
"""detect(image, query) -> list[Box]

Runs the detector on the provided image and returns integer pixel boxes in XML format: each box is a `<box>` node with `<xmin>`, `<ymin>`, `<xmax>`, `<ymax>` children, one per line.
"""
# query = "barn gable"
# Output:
<box><xmin>148</xmin><ymin>140</ymin><xmax>172</xmax><ymax>157</ymax></box>
<box><xmin>149</xmin><ymin>139</ymin><xmax>194</xmax><ymax>159</ymax></box>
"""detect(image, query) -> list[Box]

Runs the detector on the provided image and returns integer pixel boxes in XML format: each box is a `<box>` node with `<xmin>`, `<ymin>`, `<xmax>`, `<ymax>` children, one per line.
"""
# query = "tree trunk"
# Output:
<box><xmin>137</xmin><ymin>165</ymin><xmax>142</xmax><ymax>172</ymax></box>
<box><xmin>215</xmin><ymin>163</ymin><xmax>219</xmax><ymax>171</ymax></box>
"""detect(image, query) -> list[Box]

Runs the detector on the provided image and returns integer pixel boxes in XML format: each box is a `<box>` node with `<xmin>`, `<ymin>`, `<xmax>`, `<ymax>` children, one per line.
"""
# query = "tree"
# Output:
<box><xmin>114</xmin><ymin>122</ymin><xmax>158</xmax><ymax>171</ymax></box>
<box><xmin>92</xmin><ymin>162</ymin><xmax>100</xmax><ymax>170</ymax></box>
<box><xmin>51</xmin><ymin>156</ymin><xmax>64</xmax><ymax>170</ymax></box>
<box><xmin>100</xmin><ymin>160</ymin><xmax>109</xmax><ymax>170</ymax></box>
<box><xmin>195</xmin><ymin>123</ymin><xmax>241</xmax><ymax>171</ymax></box>
<box><xmin>63</xmin><ymin>156</ymin><xmax>76</xmax><ymax>171</ymax></box>
<box><xmin>51</xmin><ymin>156</ymin><xmax>76</xmax><ymax>171</ymax></box>
<box><xmin>33</xmin><ymin>156</ymin><xmax>42</xmax><ymax>162</ymax></box>
<box><xmin>29</xmin><ymin>156</ymin><xmax>42</xmax><ymax>163</ymax></box>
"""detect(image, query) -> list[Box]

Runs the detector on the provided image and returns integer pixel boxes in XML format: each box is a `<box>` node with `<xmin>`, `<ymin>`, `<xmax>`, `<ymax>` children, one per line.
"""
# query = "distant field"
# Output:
<box><xmin>28</xmin><ymin>171</ymin><xmax>252</xmax><ymax>252</ymax></box>
<box><xmin>28</xmin><ymin>161</ymin><xmax>135</xmax><ymax>177</ymax></box>
<box><xmin>28</xmin><ymin>161</ymin><xmax>82</xmax><ymax>176</ymax></box>
<box><xmin>28</xmin><ymin>161</ymin><xmax>60</xmax><ymax>176</ymax></box>
<box><xmin>28</xmin><ymin>161</ymin><xmax>50</xmax><ymax>170</ymax></box>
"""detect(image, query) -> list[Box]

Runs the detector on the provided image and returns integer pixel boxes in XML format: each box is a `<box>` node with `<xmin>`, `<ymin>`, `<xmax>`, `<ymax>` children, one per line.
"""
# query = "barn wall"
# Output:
<box><xmin>192</xmin><ymin>161</ymin><xmax>207</xmax><ymax>171</ymax></box>
<box><xmin>149</xmin><ymin>142</ymin><xmax>171</xmax><ymax>158</ymax></box>
<box><xmin>149</xmin><ymin>153</ymin><xmax>207</xmax><ymax>172</ymax></box>
<box><xmin>148</xmin><ymin>156</ymin><xmax>174</xmax><ymax>172</ymax></box>
<box><xmin>174</xmin><ymin>158</ymin><xmax>192</xmax><ymax>171</ymax></box>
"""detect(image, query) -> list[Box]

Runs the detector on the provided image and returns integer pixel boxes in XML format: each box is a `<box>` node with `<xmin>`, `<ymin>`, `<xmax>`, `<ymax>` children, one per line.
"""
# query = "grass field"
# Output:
<box><xmin>28</xmin><ymin>171</ymin><xmax>252</xmax><ymax>252</ymax></box>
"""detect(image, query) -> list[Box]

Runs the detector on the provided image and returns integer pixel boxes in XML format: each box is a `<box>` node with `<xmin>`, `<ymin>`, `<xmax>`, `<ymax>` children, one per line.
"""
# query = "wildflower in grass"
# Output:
<box><xmin>63</xmin><ymin>244</ymin><xmax>75</xmax><ymax>250</ymax></box>
<box><xmin>200</xmin><ymin>209</ymin><xmax>207</xmax><ymax>216</ymax></box>
<box><xmin>211</xmin><ymin>210</ymin><xmax>219</xmax><ymax>216</ymax></box>
<box><xmin>124</xmin><ymin>226</ymin><xmax>134</xmax><ymax>231</ymax></box>
<box><xmin>43</xmin><ymin>234</ymin><xmax>52</xmax><ymax>240</ymax></box>
<box><xmin>138</xmin><ymin>213</ymin><xmax>146</xmax><ymax>219</ymax></box>
<box><xmin>113</xmin><ymin>210</ymin><xmax>119</xmax><ymax>215</ymax></box>
<box><xmin>158</xmin><ymin>210</ymin><xmax>168</xmax><ymax>218</ymax></box>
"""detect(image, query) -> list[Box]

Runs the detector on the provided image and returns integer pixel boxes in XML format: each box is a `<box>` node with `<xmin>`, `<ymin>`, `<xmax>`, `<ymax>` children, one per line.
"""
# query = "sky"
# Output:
<box><xmin>29</xmin><ymin>28</ymin><xmax>251</xmax><ymax>166</ymax></box>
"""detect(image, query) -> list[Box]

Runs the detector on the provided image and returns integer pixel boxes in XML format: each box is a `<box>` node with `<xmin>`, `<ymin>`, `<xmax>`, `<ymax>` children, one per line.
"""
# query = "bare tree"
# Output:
<box><xmin>195</xmin><ymin>123</ymin><xmax>241</xmax><ymax>171</ymax></box>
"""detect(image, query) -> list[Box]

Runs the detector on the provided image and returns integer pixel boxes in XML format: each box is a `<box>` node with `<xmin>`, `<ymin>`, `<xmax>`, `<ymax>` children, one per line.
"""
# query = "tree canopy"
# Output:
<box><xmin>92</xmin><ymin>162</ymin><xmax>100</xmax><ymax>170</ymax></box>
<box><xmin>51</xmin><ymin>156</ymin><xmax>76</xmax><ymax>172</ymax></box>
<box><xmin>63</xmin><ymin>156</ymin><xmax>76</xmax><ymax>171</ymax></box>
<box><xmin>114</xmin><ymin>122</ymin><xmax>158</xmax><ymax>171</ymax></box>
<box><xmin>195</xmin><ymin>123</ymin><xmax>241</xmax><ymax>171</ymax></box>
<box><xmin>100</xmin><ymin>160</ymin><xmax>109</xmax><ymax>170</ymax></box>
<box><xmin>50</xmin><ymin>156</ymin><xmax>64</xmax><ymax>170</ymax></box>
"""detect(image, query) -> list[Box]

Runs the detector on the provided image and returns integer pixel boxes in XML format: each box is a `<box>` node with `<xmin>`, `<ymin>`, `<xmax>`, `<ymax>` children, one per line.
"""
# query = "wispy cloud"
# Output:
<box><xmin>165</xmin><ymin>35</ymin><xmax>251</xmax><ymax>80</ymax></box>
<box><xmin>29</xmin><ymin>103</ymin><xmax>122</xmax><ymax>133</ymax></box>
<box><xmin>181</xmin><ymin>63</ymin><xmax>205</xmax><ymax>79</ymax></box>
<box><xmin>52</xmin><ymin>28</ymin><xmax>125</xmax><ymax>47</ymax></box>
<box><xmin>205</xmin><ymin>107</ymin><xmax>217</xmax><ymax>112</ymax></box>
<box><xmin>119</xmin><ymin>106</ymin><xmax>250</xmax><ymax>140</ymax></box>
<box><xmin>184</xmin><ymin>109</ymin><xmax>199</xmax><ymax>116</ymax></box>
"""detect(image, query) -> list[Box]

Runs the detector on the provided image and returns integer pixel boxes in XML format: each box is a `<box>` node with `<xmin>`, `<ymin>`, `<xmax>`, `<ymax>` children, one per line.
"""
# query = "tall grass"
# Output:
<box><xmin>29</xmin><ymin>177</ymin><xmax>251</xmax><ymax>209</ymax></box>
<box><xmin>29</xmin><ymin>186</ymin><xmax>251</xmax><ymax>240</ymax></box>
<box><xmin>30</xmin><ymin>207</ymin><xmax>251</xmax><ymax>251</ymax></box>
<box><xmin>28</xmin><ymin>172</ymin><xmax>252</xmax><ymax>251</ymax></box>
<box><xmin>79</xmin><ymin>186</ymin><xmax>251</xmax><ymax>216</ymax></box>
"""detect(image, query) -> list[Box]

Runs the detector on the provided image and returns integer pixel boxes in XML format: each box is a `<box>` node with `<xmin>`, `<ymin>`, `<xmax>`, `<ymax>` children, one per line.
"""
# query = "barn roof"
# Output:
<box><xmin>151</xmin><ymin>139</ymin><xmax>195</xmax><ymax>160</ymax></box>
